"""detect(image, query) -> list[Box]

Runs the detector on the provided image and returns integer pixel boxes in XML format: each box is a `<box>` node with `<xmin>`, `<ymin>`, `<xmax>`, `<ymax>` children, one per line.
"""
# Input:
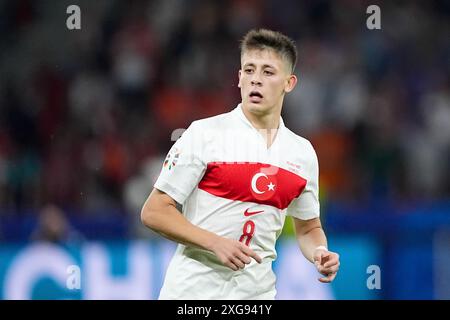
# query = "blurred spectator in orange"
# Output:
<box><xmin>311</xmin><ymin>127</ymin><xmax>355</xmax><ymax>201</ymax></box>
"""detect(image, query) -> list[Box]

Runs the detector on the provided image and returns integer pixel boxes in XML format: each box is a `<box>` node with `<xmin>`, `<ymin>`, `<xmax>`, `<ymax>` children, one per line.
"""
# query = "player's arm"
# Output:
<box><xmin>293</xmin><ymin>217</ymin><xmax>340</xmax><ymax>283</ymax></box>
<box><xmin>141</xmin><ymin>188</ymin><xmax>262</xmax><ymax>270</ymax></box>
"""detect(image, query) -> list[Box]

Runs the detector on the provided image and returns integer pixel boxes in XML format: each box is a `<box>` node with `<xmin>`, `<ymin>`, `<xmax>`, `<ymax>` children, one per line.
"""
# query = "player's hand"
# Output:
<box><xmin>313</xmin><ymin>247</ymin><xmax>339</xmax><ymax>283</ymax></box>
<box><xmin>210</xmin><ymin>237</ymin><xmax>262</xmax><ymax>271</ymax></box>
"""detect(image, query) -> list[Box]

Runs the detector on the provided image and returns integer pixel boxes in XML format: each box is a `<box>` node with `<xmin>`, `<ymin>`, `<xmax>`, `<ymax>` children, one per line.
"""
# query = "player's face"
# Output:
<box><xmin>238</xmin><ymin>49</ymin><xmax>297</xmax><ymax>116</ymax></box>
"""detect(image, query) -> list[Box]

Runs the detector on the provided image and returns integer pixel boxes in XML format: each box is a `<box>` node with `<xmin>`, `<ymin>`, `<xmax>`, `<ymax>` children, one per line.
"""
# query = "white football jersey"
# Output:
<box><xmin>154</xmin><ymin>104</ymin><xmax>320</xmax><ymax>299</ymax></box>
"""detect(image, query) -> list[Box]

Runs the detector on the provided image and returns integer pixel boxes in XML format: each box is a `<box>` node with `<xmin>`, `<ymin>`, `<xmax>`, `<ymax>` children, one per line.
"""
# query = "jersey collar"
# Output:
<box><xmin>233</xmin><ymin>103</ymin><xmax>285</xmax><ymax>130</ymax></box>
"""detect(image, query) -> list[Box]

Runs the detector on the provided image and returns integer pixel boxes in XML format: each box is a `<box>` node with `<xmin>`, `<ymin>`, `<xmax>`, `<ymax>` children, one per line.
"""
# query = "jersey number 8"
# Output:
<box><xmin>239</xmin><ymin>220</ymin><xmax>255</xmax><ymax>246</ymax></box>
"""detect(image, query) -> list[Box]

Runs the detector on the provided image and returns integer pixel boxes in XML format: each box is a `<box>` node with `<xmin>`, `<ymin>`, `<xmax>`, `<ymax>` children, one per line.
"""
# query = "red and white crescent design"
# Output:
<box><xmin>250</xmin><ymin>172</ymin><xmax>277</xmax><ymax>201</ymax></box>
<box><xmin>198</xmin><ymin>162</ymin><xmax>307</xmax><ymax>209</ymax></box>
<box><xmin>251</xmin><ymin>173</ymin><xmax>268</xmax><ymax>194</ymax></box>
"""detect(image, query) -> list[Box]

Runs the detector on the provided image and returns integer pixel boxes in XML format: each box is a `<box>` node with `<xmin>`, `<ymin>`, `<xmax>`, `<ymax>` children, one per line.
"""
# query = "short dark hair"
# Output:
<box><xmin>240</xmin><ymin>28</ymin><xmax>297</xmax><ymax>72</ymax></box>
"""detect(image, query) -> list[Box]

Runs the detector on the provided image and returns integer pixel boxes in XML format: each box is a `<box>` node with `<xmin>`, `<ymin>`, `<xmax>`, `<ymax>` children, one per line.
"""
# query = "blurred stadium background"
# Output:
<box><xmin>0</xmin><ymin>0</ymin><xmax>449</xmax><ymax>299</ymax></box>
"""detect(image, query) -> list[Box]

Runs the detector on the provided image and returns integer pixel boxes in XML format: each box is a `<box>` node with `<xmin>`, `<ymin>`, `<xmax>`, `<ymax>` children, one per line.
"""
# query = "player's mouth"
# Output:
<box><xmin>249</xmin><ymin>91</ymin><xmax>263</xmax><ymax>103</ymax></box>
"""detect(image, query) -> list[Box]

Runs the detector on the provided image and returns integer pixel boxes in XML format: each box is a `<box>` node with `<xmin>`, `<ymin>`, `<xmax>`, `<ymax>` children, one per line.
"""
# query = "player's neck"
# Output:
<box><xmin>241</xmin><ymin>103</ymin><xmax>281</xmax><ymax>129</ymax></box>
<box><xmin>241</xmin><ymin>104</ymin><xmax>282</xmax><ymax>149</ymax></box>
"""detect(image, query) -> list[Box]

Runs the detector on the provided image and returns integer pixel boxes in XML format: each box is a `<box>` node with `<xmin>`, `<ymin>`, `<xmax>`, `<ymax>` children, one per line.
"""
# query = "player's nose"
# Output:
<box><xmin>250</xmin><ymin>72</ymin><xmax>262</xmax><ymax>86</ymax></box>
<box><xmin>251</xmin><ymin>78</ymin><xmax>262</xmax><ymax>86</ymax></box>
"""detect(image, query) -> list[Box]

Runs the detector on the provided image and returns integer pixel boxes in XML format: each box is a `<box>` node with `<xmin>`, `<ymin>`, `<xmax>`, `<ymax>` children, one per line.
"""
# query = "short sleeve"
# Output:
<box><xmin>154</xmin><ymin>122</ymin><xmax>206</xmax><ymax>204</ymax></box>
<box><xmin>286</xmin><ymin>143</ymin><xmax>320</xmax><ymax>220</ymax></box>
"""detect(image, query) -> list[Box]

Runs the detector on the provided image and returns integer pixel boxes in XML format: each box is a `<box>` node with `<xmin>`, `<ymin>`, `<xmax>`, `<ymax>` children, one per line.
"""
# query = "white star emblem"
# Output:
<box><xmin>267</xmin><ymin>182</ymin><xmax>276</xmax><ymax>191</ymax></box>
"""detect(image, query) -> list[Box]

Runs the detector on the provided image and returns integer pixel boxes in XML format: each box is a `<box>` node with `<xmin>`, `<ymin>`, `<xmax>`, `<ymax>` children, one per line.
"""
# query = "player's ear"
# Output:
<box><xmin>238</xmin><ymin>70</ymin><xmax>242</xmax><ymax>88</ymax></box>
<box><xmin>284</xmin><ymin>74</ymin><xmax>297</xmax><ymax>93</ymax></box>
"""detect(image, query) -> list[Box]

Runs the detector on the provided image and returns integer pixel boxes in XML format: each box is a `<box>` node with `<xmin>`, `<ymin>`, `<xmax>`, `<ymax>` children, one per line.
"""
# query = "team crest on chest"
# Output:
<box><xmin>250</xmin><ymin>172</ymin><xmax>277</xmax><ymax>201</ymax></box>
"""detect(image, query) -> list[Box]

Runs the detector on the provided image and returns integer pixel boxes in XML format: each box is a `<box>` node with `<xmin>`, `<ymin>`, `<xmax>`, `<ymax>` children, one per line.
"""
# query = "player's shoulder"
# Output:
<box><xmin>283</xmin><ymin>127</ymin><xmax>317</xmax><ymax>156</ymax></box>
<box><xmin>188</xmin><ymin>109</ymin><xmax>233</xmax><ymax>131</ymax></box>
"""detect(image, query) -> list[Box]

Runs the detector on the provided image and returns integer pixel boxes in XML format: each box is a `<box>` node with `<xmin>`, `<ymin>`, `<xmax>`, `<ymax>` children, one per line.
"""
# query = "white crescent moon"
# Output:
<box><xmin>251</xmin><ymin>173</ymin><xmax>268</xmax><ymax>194</ymax></box>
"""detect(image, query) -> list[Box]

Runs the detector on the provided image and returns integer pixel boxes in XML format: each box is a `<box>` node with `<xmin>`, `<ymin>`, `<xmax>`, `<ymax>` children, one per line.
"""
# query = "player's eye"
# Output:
<box><xmin>244</xmin><ymin>69</ymin><xmax>253</xmax><ymax>74</ymax></box>
<box><xmin>264</xmin><ymin>70</ymin><xmax>274</xmax><ymax>76</ymax></box>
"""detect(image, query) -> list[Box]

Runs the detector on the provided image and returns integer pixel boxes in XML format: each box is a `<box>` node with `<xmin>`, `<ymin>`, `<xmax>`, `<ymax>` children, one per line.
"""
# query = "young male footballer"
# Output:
<box><xmin>141</xmin><ymin>28</ymin><xmax>340</xmax><ymax>299</ymax></box>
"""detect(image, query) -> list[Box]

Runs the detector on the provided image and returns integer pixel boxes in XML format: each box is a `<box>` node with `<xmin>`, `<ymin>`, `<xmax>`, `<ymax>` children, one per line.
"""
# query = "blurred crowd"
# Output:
<box><xmin>0</xmin><ymin>0</ymin><xmax>448</xmax><ymax>228</ymax></box>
